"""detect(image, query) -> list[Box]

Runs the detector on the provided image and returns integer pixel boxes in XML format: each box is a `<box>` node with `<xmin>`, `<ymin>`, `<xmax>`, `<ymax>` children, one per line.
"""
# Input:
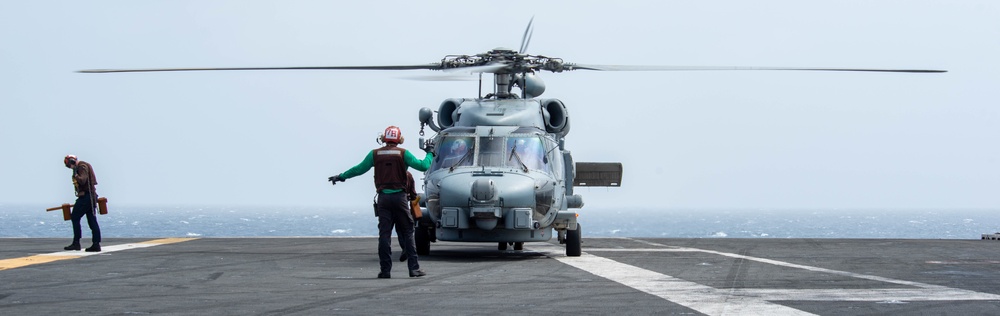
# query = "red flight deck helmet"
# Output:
<box><xmin>381</xmin><ymin>126</ymin><xmax>404</xmax><ymax>144</ymax></box>
<box><xmin>63</xmin><ymin>154</ymin><xmax>77</xmax><ymax>168</ymax></box>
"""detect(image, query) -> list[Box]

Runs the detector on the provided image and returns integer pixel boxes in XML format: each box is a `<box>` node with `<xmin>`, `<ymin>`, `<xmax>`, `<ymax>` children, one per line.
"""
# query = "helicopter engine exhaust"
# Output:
<box><xmin>541</xmin><ymin>99</ymin><xmax>569</xmax><ymax>136</ymax></box>
<box><xmin>438</xmin><ymin>99</ymin><xmax>461</xmax><ymax>129</ymax></box>
<box><xmin>419</xmin><ymin>99</ymin><xmax>462</xmax><ymax>133</ymax></box>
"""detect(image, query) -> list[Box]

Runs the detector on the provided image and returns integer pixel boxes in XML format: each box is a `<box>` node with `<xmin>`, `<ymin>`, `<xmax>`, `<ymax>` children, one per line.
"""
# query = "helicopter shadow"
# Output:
<box><xmin>419</xmin><ymin>247</ymin><xmax>549</xmax><ymax>263</ymax></box>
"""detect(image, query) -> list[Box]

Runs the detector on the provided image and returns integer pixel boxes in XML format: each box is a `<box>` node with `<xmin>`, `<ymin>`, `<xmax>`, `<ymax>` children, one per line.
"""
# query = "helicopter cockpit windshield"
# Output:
<box><xmin>432</xmin><ymin>136</ymin><xmax>475</xmax><ymax>171</ymax></box>
<box><xmin>429</xmin><ymin>129</ymin><xmax>554</xmax><ymax>173</ymax></box>
<box><xmin>505</xmin><ymin>136</ymin><xmax>547</xmax><ymax>171</ymax></box>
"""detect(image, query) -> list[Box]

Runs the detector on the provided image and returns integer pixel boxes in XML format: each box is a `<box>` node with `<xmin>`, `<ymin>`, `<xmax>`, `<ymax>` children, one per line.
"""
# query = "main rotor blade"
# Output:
<box><xmin>565</xmin><ymin>64</ymin><xmax>947</xmax><ymax>73</ymax></box>
<box><xmin>519</xmin><ymin>16</ymin><xmax>535</xmax><ymax>54</ymax></box>
<box><xmin>78</xmin><ymin>64</ymin><xmax>444</xmax><ymax>73</ymax></box>
<box><xmin>400</xmin><ymin>74</ymin><xmax>479</xmax><ymax>81</ymax></box>
<box><xmin>441</xmin><ymin>63</ymin><xmax>509</xmax><ymax>74</ymax></box>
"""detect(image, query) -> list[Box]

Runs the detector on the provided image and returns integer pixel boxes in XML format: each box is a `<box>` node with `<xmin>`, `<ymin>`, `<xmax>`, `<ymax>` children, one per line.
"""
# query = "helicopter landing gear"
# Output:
<box><xmin>566</xmin><ymin>224</ymin><xmax>581</xmax><ymax>257</ymax></box>
<box><xmin>415</xmin><ymin>223</ymin><xmax>432</xmax><ymax>256</ymax></box>
<box><xmin>498</xmin><ymin>242</ymin><xmax>525</xmax><ymax>251</ymax></box>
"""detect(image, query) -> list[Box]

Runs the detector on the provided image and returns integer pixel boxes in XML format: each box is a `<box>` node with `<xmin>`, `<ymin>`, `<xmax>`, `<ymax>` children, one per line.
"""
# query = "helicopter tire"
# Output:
<box><xmin>415</xmin><ymin>225</ymin><xmax>431</xmax><ymax>256</ymax></box>
<box><xmin>498</xmin><ymin>242</ymin><xmax>508</xmax><ymax>251</ymax></box>
<box><xmin>417</xmin><ymin>217</ymin><xmax>437</xmax><ymax>242</ymax></box>
<box><xmin>513</xmin><ymin>242</ymin><xmax>523</xmax><ymax>251</ymax></box>
<box><xmin>566</xmin><ymin>224</ymin><xmax>582</xmax><ymax>257</ymax></box>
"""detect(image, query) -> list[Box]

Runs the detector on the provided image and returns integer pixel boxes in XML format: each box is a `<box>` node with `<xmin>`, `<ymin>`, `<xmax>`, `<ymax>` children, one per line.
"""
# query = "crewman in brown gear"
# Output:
<box><xmin>63</xmin><ymin>155</ymin><xmax>102</xmax><ymax>252</ymax></box>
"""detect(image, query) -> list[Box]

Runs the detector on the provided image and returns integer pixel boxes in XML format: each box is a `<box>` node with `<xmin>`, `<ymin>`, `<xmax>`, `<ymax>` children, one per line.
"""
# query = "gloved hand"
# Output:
<box><xmin>422</xmin><ymin>139</ymin><xmax>435</xmax><ymax>154</ymax></box>
<box><xmin>328</xmin><ymin>174</ymin><xmax>345</xmax><ymax>185</ymax></box>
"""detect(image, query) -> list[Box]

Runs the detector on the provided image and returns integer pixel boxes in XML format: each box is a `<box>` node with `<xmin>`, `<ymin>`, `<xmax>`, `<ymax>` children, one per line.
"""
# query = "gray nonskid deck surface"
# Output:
<box><xmin>1</xmin><ymin>237</ymin><xmax>999</xmax><ymax>315</ymax></box>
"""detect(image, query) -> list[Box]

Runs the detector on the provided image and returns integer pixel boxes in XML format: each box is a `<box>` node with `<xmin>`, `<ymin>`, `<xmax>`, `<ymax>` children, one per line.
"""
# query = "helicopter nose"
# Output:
<box><xmin>471</xmin><ymin>178</ymin><xmax>496</xmax><ymax>202</ymax></box>
<box><xmin>470</xmin><ymin>179</ymin><xmax>500</xmax><ymax>230</ymax></box>
<box><xmin>438</xmin><ymin>174</ymin><xmax>536</xmax><ymax>208</ymax></box>
<box><xmin>437</xmin><ymin>173</ymin><xmax>538</xmax><ymax>231</ymax></box>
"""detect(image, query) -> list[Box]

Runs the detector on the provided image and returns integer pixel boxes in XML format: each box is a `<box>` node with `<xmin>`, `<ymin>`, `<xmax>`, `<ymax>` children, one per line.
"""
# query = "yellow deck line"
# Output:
<box><xmin>0</xmin><ymin>255</ymin><xmax>80</xmax><ymax>270</ymax></box>
<box><xmin>0</xmin><ymin>238</ymin><xmax>198</xmax><ymax>271</ymax></box>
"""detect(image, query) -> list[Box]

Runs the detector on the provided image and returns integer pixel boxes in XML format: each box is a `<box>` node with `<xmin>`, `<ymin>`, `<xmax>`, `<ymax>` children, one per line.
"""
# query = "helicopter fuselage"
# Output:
<box><xmin>419</xmin><ymin>98</ymin><xmax>582</xmax><ymax>248</ymax></box>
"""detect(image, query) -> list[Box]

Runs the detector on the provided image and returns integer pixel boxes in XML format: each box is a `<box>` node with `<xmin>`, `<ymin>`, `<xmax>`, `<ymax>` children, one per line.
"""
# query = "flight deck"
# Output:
<box><xmin>1</xmin><ymin>237</ymin><xmax>999</xmax><ymax>315</ymax></box>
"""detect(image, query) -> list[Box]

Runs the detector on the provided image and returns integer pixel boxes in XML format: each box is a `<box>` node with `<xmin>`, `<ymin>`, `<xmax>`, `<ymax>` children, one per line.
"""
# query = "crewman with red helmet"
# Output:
<box><xmin>63</xmin><ymin>155</ymin><xmax>102</xmax><ymax>252</ymax></box>
<box><xmin>328</xmin><ymin>126</ymin><xmax>434</xmax><ymax>278</ymax></box>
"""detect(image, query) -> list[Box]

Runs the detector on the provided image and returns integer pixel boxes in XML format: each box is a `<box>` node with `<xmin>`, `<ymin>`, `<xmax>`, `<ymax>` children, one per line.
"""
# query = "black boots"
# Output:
<box><xmin>379</xmin><ymin>270</ymin><xmax>427</xmax><ymax>278</ymax></box>
<box><xmin>65</xmin><ymin>242</ymin><xmax>99</xmax><ymax>252</ymax></box>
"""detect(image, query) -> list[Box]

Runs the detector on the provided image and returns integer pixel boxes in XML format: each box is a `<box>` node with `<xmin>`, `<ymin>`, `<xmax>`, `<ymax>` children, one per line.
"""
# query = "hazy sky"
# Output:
<box><xmin>2</xmin><ymin>1</ymin><xmax>997</xmax><ymax>210</ymax></box>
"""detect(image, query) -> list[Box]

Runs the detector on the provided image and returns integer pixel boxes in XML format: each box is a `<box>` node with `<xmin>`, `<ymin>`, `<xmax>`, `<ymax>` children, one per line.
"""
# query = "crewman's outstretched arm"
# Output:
<box><xmin>404</xmin><ymin>151</ymin><xmax>434</xmax><ymax>172</ymax></box>
<box><xmin>340</xmin><ymin>151</ymin><xmax>375</xmax><ymax>179</ymax></box>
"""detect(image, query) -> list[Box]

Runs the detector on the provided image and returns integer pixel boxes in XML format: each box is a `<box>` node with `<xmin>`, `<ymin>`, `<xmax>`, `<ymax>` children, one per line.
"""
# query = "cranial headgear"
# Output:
<box><xmin>63</xmin><ymin>154</ymin><xmax>77</xmax><ymax>167</ymax></box>
<box><xmin>381</xmin><ymin>126</ymin><xmax>404</xmax><ymax>144</ymax></box>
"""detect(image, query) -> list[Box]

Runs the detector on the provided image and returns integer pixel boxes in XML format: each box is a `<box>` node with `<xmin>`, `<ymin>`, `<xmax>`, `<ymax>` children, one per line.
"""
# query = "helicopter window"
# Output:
<box><xmin>478</xmin><ymin>137</ymin><xmax>507</xmax><ymax>167</ymax></box>
<box><xmin>506</xmin><ymin>137</ymin><xmax>548</xmax><ymax>171</ymax></box>
<box><xmin>431</xmin><ymin>136</ymin><xmax>474</xmax><ymax>171</ymax></box>
<box><xmin>430</xmin><ymin>135</ymin><xmax>553</xmax><ymax>172</ymax></box>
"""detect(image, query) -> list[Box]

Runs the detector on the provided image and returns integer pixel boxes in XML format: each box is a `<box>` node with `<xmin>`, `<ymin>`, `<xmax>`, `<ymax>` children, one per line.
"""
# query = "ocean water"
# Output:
<box><xmin>2</xmin><ymin>204</ymin><xmax>998</xmax><ymax>239</ymax></box>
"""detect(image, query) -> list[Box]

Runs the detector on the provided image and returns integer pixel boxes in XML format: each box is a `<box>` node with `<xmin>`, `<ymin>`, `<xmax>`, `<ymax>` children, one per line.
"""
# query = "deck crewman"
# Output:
<box><xmin>328</xmin><ymin>126</ymin><xmax>434</xmax><ymax>278</ymax></box>
<box><xmin>63</xmin><ymin>155</ymin><xmax>102</xmax><ymax>252</ymax></box>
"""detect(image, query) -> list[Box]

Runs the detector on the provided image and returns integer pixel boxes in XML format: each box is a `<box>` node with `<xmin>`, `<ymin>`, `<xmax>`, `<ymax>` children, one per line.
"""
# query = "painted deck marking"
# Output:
<box><xmin>530</xmin><ymin>243</ymin><xmax>815</xmax><ymax>315</ymax></box>
<box><xmin>0</xmin><ymin>238</ymin><xmax>197</xmax><ymax>271</ymax></box>
<box><xmin>529</xmin><ymin>241</ymin><xmax>1000</xmax><ymax>316</ymax></box>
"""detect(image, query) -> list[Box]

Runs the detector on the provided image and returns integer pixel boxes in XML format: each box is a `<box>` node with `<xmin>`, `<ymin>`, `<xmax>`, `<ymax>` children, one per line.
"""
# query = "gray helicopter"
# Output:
<box><xmin>80</xmin><ymin>19</ymin><xmax>945</xmax><ymax>257</ymax></box>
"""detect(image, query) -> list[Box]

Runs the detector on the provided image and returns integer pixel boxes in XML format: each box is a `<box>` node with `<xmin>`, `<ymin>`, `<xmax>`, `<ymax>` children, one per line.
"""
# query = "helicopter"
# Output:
<box><xmin>79</xmin><ymin>19</ymin><xmax>945</xmax><ymax>257</ymax></box>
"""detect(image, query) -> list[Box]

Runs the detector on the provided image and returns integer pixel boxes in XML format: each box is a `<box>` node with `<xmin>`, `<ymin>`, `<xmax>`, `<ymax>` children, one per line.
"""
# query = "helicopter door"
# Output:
<box><xmin>573</xmin><ymin>162</ymin><xmax>622</xmax><ymax>187</ymax></box>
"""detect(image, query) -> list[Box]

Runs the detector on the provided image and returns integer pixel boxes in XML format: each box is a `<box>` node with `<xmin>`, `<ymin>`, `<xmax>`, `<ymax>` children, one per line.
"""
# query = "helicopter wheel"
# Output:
<box><xmin>415</xmin><ymin>224</ymin><xmax>431</xmax><ymax>256</ymax></box>
<box><xmin>566</xmin><ymin>224</ymin><xmax>582</xmax><ymax>257</ymax></box>
<box><xmin>513</xmin><ymin>242</ymin><xmax>523</xmax><ymax>251</ymax></box>
<box><xmin>498</xmin><ymin>242</ymin><xmax>508</xmax><ymax>251</ymax></box>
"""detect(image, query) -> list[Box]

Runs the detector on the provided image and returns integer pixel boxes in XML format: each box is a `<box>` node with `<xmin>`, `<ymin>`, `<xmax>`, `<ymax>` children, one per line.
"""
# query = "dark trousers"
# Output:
<box><xmin>71</xmin><ymin>193</ymin><xmax>101</xmax><ymax>244</ymax></box>
<box><xmin>377</xmin><ymin>192</ymin><xmax>419</xmax><ymax>273</ymax></box>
